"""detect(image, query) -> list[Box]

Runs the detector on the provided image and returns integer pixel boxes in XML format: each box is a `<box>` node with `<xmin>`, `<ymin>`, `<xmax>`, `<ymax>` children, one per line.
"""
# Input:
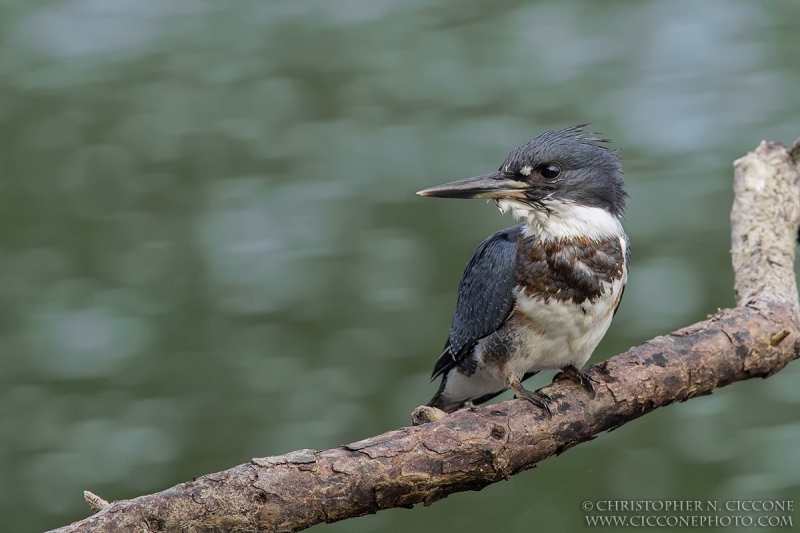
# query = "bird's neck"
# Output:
<box><xmin>497</xmin><ymin>199</ymin><xmax>624</xmax><ymax>241</ymax></box>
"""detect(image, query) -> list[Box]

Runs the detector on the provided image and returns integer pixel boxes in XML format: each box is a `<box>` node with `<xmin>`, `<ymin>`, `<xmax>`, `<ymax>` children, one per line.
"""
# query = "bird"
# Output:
<box><xmin>417</xmin><ymin>125</ymin><xmax>629</xmax><ymax>414</ymax></box>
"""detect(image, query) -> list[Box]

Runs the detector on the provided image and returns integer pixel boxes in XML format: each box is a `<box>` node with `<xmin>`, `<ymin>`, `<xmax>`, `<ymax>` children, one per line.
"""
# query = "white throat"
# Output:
<box><xmin>496</xmin><ymin>198</ymin><xmax>624</xmax><ymax>241</ymax></box>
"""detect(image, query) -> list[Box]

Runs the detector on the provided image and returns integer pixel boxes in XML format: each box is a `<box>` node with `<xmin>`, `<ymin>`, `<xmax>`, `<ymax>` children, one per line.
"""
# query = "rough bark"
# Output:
<box><xmin>49</xmin><ymin>140</ymin><xmax>800</xmax><ymax>533</ymax></box>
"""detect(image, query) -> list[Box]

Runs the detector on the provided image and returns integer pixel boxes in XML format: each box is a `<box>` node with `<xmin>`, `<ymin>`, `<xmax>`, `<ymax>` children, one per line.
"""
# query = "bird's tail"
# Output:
<box><xmin>427</xmin><ymin>378</ymin><xmax>468</xmax><ymax>414</ymax></box>
<box><xmin>427</xmin><ymin>392</ymin><xmax>467</xmax><ymax>414</ymax></box>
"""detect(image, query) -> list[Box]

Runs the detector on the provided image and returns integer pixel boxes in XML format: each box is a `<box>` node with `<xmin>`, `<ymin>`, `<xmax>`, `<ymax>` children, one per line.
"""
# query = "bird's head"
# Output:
<box><xmin>417</xmin><ymin>125</ymin><xmax>626</xmax><ymax>221</ymax></box>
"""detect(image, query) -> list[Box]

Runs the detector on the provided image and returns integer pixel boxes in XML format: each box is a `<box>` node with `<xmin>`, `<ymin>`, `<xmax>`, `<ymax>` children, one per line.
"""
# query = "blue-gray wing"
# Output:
<box><xmin>431</xmin><ymin>224</ymin><xmax>523</xmax><ymax>379</ymax></box>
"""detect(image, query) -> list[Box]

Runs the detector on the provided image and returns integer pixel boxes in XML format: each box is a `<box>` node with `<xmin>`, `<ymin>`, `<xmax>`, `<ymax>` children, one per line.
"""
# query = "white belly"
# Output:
<box><xmin>504</xmin><ymin>274</ymin><xmax>625</xmax><ymax>378</ymax></box>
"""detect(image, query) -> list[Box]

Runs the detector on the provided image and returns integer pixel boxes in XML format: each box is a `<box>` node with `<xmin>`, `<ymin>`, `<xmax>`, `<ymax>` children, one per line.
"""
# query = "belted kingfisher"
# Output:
<box><xmin>417</xmin><ymin>125</ymin><xmax>629</xmax><ymax>414</ymax></box>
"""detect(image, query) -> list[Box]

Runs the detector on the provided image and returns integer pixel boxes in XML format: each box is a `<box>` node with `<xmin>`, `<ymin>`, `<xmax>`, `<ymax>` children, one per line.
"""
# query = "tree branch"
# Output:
<box><xmin>49</xmin><ymin>140</ymin><xmax>800</xmax><ymax>533</ymax></box>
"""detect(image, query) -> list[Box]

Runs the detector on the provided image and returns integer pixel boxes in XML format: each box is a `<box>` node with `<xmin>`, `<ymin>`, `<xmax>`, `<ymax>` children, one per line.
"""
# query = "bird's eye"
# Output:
<box><xmin>540</xmin><ymin>164</ymin><xmax>561</xmax><ymax>180</ymax></box>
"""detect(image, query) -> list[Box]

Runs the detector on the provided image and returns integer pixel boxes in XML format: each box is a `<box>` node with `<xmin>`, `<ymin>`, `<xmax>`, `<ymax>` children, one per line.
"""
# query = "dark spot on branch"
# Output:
<box><xmin>147</xmin><ymin>516</ymin><xmax>164</xmax><ymax>531</ymax></box>
<box><xmin>605</xmin><ymin>414</ymin><xmax>630</xmax><ymax>432</ymax></box>
<box><xmin>647</xmin><ymin>353</ymin><xmax>668</xmax><ymax>367</ymax></box>
<box><xmin>735</xmin><ymin>344</ymin><xmax>748</xmax><ymax>361</ymax></box>
<box><xmin>555</xmin><ymin>421</ymin><xmax>584</xmax><ymax>440</ymax></box>
<box><xmin>663</xmin><ymin>376</ymin><xmax>680</xmax><ymax>388</ymax></box>
<box><xmin>490</xmin><ymin>424</ymin><xmax>506</xmax><ymax>439</ymax></box>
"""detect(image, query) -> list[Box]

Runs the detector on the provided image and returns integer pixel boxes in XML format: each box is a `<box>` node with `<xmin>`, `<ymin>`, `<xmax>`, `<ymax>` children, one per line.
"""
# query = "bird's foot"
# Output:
<box><xmin>554</xmin><ymin>365</ymin><xmax>598</xmax><ymax>397</ymax></box>
<box><xmin>509</xmin><ymin>379</ymin><xmax>553</xmax><ymax>417</ymax></box>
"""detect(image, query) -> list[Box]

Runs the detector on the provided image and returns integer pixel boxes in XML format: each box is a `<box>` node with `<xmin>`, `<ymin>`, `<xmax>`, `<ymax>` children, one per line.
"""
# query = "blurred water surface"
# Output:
<box><xmin>1</xmin><ymin>1</ymin><xmax>800</xmax><ymax>531</ymax></box>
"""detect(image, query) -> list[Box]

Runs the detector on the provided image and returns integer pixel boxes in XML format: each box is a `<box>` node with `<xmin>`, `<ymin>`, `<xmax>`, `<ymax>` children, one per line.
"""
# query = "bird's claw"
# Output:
<box><xmin>535</xmin><ymin>390</ymin><xmax>554</xmax><ymax>403</ymax></box>
<box><xmin>509</xmin><ymin>380</ymin><xmax>553</xmax><ymax>417</ymax></box>
<box><xmin>555</xmin><ymin>365</ymin><xmax>597</xmax><ymax>397</ymax></box>
<box><xmin>516</xmin><ymin>389</ymin><xmax>553</xmax><ymax>417</ymax></box>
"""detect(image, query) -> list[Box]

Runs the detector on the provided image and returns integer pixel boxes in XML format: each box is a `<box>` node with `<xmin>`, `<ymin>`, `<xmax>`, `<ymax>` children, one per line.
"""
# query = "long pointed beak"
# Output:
<box><xmin>416</xmin><ymin>172</ymin><xmax>530</xmax><ymax>199</ymax></box>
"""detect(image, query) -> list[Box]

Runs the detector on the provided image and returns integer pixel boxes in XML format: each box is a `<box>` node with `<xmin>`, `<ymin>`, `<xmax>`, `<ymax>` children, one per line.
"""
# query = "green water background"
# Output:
<box><xmin>2</xmin><ymin>1</ymin><xmax>800</xmax><ymax>531</ymax></box>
